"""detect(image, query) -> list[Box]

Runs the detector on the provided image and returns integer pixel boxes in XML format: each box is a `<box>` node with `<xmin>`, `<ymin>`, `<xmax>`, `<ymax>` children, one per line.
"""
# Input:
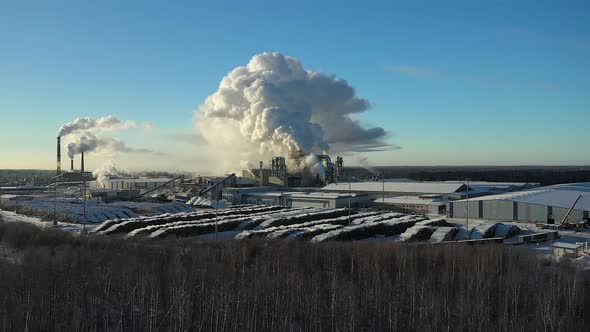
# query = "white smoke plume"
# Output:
<box><xmin>92</xmin><ymin>160</ymin><xmax>120</xmax><ymax>188</ymax></box>
<box><xmin>66</xmin><ymin>133</ymin><xmax>155</xmax><ymax>159</ymax></box>
<box><xmin>58</xmin><ymin>115</ymin><xmax>159</xmax><ymax>170</ymax></box>
<box><xmin>304</xmin><ymin>154</ymin><xmax>326</xmax><ymax>180</ymax></box>
<box><xmin>194</xmin><ymin>52</ymin><xmax>392</xmax><ymax>171</ymax></box>
<box><xmin>57</xmin><ymin>115</ymin><xmax>135</xmax><ymax>137</ymax></box>
<box><xmin>356</xmin><ymin>156</ymin><xmax>379</xmax><ymax>176</ymax></box>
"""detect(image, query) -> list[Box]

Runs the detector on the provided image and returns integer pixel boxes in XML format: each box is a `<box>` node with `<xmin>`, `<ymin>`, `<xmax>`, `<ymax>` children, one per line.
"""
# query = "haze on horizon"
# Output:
<box><xmin>1</xmin><ymin>1</ymin><xmax>589</xmax><ymax>172</ymax></box>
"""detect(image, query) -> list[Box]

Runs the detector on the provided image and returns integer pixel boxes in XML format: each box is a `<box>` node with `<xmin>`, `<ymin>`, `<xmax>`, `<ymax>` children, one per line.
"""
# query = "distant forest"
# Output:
<box><xmin>3</xmin><ymin>166</ymin><xmax>590</xmax><ymax>187</ymax></box>
<box><xmin>346</xmin><ymin>166</ymin><xmax>590</xmax><ymax>186</ymax></box>
<box><xmin>0</xmin><ymin>220</ymin><xmax>588</xmax><ymax>331</ymax></box>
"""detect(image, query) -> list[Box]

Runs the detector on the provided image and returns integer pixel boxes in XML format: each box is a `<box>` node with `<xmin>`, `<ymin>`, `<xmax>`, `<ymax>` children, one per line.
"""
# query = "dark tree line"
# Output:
<box><xmin>0</xmin><ymin>221</ymin><xmax>588</xmax><ymax>331</ymax></box>
<box><xmin>408</xmin><ymin>169</ymin><xmax>590</xmax><ymax>186</ymax></box>
<box><xmin>345</xmin><ymin>166</ymin><xmax>590</xmax><ymax>186</ymax></box>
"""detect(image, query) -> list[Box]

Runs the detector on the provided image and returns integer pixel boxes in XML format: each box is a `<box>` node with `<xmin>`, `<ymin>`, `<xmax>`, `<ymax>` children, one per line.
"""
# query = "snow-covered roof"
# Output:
<box><xmin>383</xmin><ymin>178</ymin><xmax>415</xmax><ymax>182</ymax></box>
<box><xmin>444</xmin><ymin>181</ymin><xmax>539</xmax><ymax>192</ymax></box>
<box><xmin>454</xmin><ymin>182</ymin><xmax>590</xmax><ymax>211</ymax></box>
<box><xmin>286</xmin><ymin>192</ymin><xmax>363</xmax><ymax>199</ymax></box>
<box><xmin>245</xmin><ymin>191</ymin><xmax>364</xmax><ymax>200</ymax></box>
<box><xmin>373</xmin><ymin>195</ymin><xmax>449</xmax><ymax>206</ymax></box>
<box><xmin>322</xmin><ymin>182</ymin><xmax>466</xmax><ymax>194</ymax></box>
<box><xmin>551</xmin><ymin>242</ymin><xmax>583</xmax><ymax>250</ymax></box>
<box><xmin>102</xmin><ymin>177</ymin><xmax>177</xmax><ymax>183</ymax></box>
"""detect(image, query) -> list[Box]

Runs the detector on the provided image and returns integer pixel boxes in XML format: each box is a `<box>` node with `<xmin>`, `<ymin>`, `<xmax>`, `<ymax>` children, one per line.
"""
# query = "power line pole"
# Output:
<box><xmin>382</xmin><ymin>172</ymin><xmax>385</xmax><ymax>213</ymax></box>
<box><xmin>348</xmin><ymin>174</ymin><xmax>351</xmax><ymax>225</ymax></box>
<box><xmin>465</xmin><ymin>178</ymin><xmax>470</xmax><ymax>240</ymax></box>
<box><xmin>53</xmin><ymin>179</ymin><xmax>57</xmax><ymax>226</ymax></box>
<box><xmin>214</xmin><ymin>187</ymin><xmax>218</xmax><ymax>240</ymax></box>
<box><xmin>82</xmin><ymin>179</ymin><xmax>87</xmax><ymax>235</ymax></box>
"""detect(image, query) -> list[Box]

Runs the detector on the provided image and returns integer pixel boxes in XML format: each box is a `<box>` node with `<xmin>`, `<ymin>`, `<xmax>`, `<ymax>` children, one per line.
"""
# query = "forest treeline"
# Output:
<box><xmin>346</xmin><ymin>166</ymin><xmax>590</xmax><ymax>186</ymax></box>
<box><xmin>0</xmin><ymin>220</ymin><xmax>589</xmax><ymax>331</ymax></box>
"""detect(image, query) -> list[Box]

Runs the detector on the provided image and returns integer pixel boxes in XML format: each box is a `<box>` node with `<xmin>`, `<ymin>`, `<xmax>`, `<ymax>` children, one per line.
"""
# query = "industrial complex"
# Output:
<box><xmin>0</xmin><ymin>132</ymin><xmax>588</xmax><ymax>251</ymax></box>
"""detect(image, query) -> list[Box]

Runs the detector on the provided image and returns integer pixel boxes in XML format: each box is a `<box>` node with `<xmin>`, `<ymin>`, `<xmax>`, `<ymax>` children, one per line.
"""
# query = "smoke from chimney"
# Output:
<box><xmin>194</xmin><ymin>52</ymin><xmax>393</xmax><ymax>172</ymax></box>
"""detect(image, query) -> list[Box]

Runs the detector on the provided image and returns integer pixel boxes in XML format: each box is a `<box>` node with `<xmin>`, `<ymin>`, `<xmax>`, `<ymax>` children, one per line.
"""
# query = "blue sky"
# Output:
<box><xmin>1</xmin><ymin>0</ymin><xmax>589</xmax><ymax>171</ymax></box>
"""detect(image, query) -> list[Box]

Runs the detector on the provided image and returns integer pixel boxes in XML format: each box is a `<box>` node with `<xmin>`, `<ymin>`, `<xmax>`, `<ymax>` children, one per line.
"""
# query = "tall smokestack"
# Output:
<box><xmin>259</xmin><ymin>161</ymin><xmax>263</xmax><ymax>186</ymax></box>
<box><xmin>56</xmin><ymin>137</ymin><xmax>62</xmax><ymax>175</ymax></box>
<box><xmin>70</xmin><ymin>158</ymin><xmax>74</xmax><ymax>172</ymax></box>
<box><xmin>81</xmin><ymin>152</ymin><xmax>85</xmax><ymax>173</ymax></box>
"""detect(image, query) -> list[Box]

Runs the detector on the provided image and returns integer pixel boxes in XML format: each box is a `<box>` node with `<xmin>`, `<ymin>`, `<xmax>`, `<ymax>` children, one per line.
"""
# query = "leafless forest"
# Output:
<box><xmin>0</xmin><ymin>221</ymin><xmax>588</xmax><ymax>331</ymax></box>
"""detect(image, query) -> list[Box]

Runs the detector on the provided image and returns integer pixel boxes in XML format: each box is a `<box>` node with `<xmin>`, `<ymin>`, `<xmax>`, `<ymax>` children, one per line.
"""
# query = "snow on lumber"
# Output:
<box><xmin>400</xmin><ymin>225</ymin><xmax>436</xmax><ymax>242</ymax></box>
<box><xmin>469</xmin><ymin>222</ymin><xmax>523</xmax><ymax>240</ymax></box>
<box><xmin>256</xmin><ymin>208</ymin><xmax>351</xmax><ymax>229</ymax></box>
<box><xmin>429</xmin><ymin>227</ymin><xmax>459</xmax><ymax>243</ymax></box>
<box><xmin>494</xmin><ymin>223</ymin><xmax>521</xmax><ymax>239</ymax></box>
<box><xmin>148</xmin><ymin>216</ymin><xmax>256</xmax><ymax>239</ymax></box>
<box><xmin>15</xmin><ymin>199</ymin><xmax>140</xmax><ymax>223</ymax></box>
<box><xmin>94</xmin><ymin>205</ymin><xmax>286</xmax><ymax>234</ymax></box>
<box><xmin>414</xmin><ymin>218</ymin><xmax>451</xmax><ymax>227</ymax></box>
<box><xmin>236</xmin><ymin>212</ymin><xmax>379</xmax><ymax>239</ymax></box>
<box><xmin>125</xmin><ymin>208</ymin><xmax>304</xmax><ymax>238</ymax></box>
<box><xmin>310</xmin><ymin>215</ymin><xmax>427</xmax><ymax>242</ymax></box>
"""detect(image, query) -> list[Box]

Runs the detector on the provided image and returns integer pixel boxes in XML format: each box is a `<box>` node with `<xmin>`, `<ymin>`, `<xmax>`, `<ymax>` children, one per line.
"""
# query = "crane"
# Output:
<box><xmin>138</xmin><ymin>175</ymin><xmax>183</xmax><ymax>197</ymax></box>
<box><xmin>198</xmin><ymin>173</ymin><xmax>236</xmax><ymax>197</ymax></box>
<box><xmin>559</xmin><ymin>194</ymin><xmax>587</xmax><ymax>229</ymax></box>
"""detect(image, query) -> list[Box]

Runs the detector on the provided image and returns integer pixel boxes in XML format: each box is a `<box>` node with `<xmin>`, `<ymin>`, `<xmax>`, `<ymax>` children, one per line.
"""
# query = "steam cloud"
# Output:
<box><xmin>66</xmin><ymin>133</ymin><xmax>155</xmax><ymax>159</ymax></box>
<box><xmin>92</xmin><ymin>160</ymin><xmax>120</xmax><ymax>188</ymax></box>
<box><xmin>195</xmin><ymin>52</ymin><xmax>392</xmax><ymax>171</ymax></box>
<box><xmin>57</xmin><ymin>115</ymin><xmax>135</xmax><ymax>137</ymax></box>
<box><xmin>58</xmin><ymin>115</ymin><xmax>157</xmax><ymax>164</ymax></box>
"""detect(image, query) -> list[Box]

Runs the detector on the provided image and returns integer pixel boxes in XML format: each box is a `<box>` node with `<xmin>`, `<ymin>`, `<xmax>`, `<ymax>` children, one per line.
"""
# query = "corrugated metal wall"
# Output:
<box><xmin>448</xmin><ymin>199</ymin><xmax>587</xmax><ymax>223</ymax></box>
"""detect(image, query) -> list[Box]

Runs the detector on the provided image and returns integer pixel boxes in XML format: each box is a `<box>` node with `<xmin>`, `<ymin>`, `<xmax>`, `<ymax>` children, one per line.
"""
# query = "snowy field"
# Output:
<box><xmin>0</xmin><ymin>209</ymin><xmax>94</xmax><ymax>234</ymax></box>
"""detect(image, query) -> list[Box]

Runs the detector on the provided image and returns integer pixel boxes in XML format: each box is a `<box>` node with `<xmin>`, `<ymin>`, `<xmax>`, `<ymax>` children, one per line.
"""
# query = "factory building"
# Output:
<box><xmin>373</xmin><ymin>195</ymin><xmax>449</xmax><ymax>215</ymax></box>
<box><xmin>243</xmin><ymin>192</ymin><xmax>369</xmax><ymax>209</ymax></box>
<box><xmin>321</xmin><ymin>181</ymin><xmax>538</xmax><ymax>199</ymax></box>
<box><xmin>321</xmin><ymin>181</ymin><xmax>470</xmax><ymax>199</ymax></box>
<box><xmin>222</xmin><ymin>187</ymin><xmax>369</xmax><ymax>208</ymax></box>
<box><xmin>92</xmin><ymin>177</ymin><xmax>181</xmax><ymax>190</ymax></box>
<box><xmin>321</xmin><ymin>180</ymin><xmax>539</xmax><ymax>214</ymax></box>
<box><xmin>448</xmin><ymin>183</ymin><xmax>590</xmax><ymax>224</ymax></box>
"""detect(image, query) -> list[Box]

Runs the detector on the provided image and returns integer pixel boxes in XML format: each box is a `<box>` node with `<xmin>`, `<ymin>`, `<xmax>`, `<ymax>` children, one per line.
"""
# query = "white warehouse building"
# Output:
<box><xmin>448</xmin><ymin>183</ymin><xmax>590</xmax><ymax>224</ymax></box>
<box><xmin>222</xmin><ymin>187</ymin><xmax>370</xmax><ymax>209</ymax></box>
<box><xmin>242</xmin><ymin>191</ymin><xmax>370</xmax><ymax>209</ymax></box>
<box><xmin>91</xmin><ymin>177</ymin><xmax>180</xmax><ymax>190</ymax></box>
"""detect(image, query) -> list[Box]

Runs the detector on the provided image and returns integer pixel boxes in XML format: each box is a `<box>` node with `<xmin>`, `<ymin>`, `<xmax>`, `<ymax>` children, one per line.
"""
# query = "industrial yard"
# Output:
<box><xmin>2</xmin><ymin>2</ymin><xmax>590</xmax><ymax>329</ymax></box>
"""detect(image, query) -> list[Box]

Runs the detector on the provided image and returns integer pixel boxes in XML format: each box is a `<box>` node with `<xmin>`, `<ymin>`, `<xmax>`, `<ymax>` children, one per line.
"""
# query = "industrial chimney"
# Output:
<box><xmin>81</xmin><ymin>152</ymin><xmax>85</xmax><ymax>173</ymax></box>
<box><xmin>259</xmin><ymin>161</ymin><xmax>263</xmax><ymax>186</ymax></box>
<box><xmin>56</xmin><ymin>136</ymin><xmax>62</xmax><ymax>175</ymax></box>
<box><xmin>70</xmin><ymin>158</ymin><xmax>74</xmax><ymax>172</ymax></box>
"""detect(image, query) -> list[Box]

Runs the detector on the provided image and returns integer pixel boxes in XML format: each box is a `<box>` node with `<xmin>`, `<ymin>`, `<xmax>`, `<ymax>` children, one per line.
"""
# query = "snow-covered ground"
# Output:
<box><xmin>4</xmin><ymin>198</ymin><xmax>195</xmax><ymax>223</ymax></box>
<box><xmin>0</xmin><ymin>209</ymin><xmax>96</xmax><ymax>234</ymax></box>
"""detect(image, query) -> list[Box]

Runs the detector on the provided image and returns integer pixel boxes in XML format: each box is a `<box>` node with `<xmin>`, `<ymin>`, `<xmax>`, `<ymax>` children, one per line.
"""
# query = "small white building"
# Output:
<box><xmin>551</xmin><ymin>242</ymin><xmax>584</xmax><ymax>257</ymax></box>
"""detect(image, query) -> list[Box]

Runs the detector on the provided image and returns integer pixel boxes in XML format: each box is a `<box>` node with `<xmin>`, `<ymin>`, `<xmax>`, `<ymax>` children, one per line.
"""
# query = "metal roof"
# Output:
<box><xmin>373</xmin><ymin>195</ymin><xmax>449</xmax><ymax>205</ymax></box>
<box><xmin>444</xmin><ymin>180</ymin><xmax>539</xmax><ymax>192</ymax></box>
<box><xmin>551</xmin><ymin>242</ymin><xmax>582</xmax><ymax>250</ymax></box>
<box><xmin>322</xmin><ymin>181</ymin><xmax>466</xmax><ymax>194</ymax></box>
<box><xmin>245</xmin><ymin>191</ymin><xmax>363</xmax><ymax>200</ymax></box>
<box><xmin>454</xmin><ymin>182</ymin><xmax>590</xmax><ymax>211</ymax></box>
